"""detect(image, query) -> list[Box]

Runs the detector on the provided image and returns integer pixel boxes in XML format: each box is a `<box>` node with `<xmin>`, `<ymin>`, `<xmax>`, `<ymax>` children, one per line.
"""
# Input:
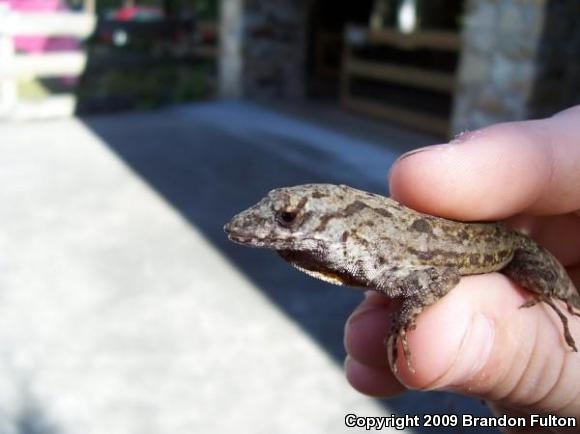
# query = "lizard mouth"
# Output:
<box><xmin>227</xmin><ymin>234</ymin><xmax>258</xmax><ymax>245</ymax></box>
<box><xmin>223</xmin><ymin>223</ymin><xmax>253</xmax><ymax>244</ymax></box>
<box><xmin>223</xmin><ymin>222</ymin><xmax>273</xmax><ymax>247</ymax></box>
<box><xmin>224</xmin><ymin>228</ymin><xmax>306</xmax><ymax>251</ymax></box>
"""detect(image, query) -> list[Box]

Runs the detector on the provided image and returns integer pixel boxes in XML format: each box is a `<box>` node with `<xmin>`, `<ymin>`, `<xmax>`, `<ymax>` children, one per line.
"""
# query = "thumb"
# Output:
<box><xmin>397</xmin><ymin>273</ymin><xmax>580</xmax><ymax>417</ymax></box>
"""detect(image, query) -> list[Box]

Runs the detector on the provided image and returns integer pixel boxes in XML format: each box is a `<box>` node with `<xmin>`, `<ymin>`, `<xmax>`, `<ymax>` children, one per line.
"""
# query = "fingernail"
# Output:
<box><xmin>346</xmin><ymin>293</ymin><xmax>391</xmax><ymax>327</ymax></box>
<box><xmin>395</xmin><ymin>143</ymin><xmax>451</xmax><ymax>163</ymax></box>
<box><xmin>441</xmin><ymin>313</ymin><xmax>495</xmax><ymax>389</ymax></box>
<box><xmin>388</xmin><ymin>144</ymin><xmax>452</xmax><ymax>183</ymax></box>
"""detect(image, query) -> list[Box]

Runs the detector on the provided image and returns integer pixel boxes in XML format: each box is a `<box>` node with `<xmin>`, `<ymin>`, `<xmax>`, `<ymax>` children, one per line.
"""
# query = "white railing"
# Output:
<box><xmin>0</xmin><ymin>6</ymin><xmax>96</xmax><ymax>121</ymax></box>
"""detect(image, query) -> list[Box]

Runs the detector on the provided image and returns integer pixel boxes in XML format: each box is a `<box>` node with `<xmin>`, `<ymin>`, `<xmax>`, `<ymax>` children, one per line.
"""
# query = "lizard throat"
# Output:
<box><xmin>277</xmin><ymin>249</ymin><xmax>368</xmax><ymax>288</ymax></box>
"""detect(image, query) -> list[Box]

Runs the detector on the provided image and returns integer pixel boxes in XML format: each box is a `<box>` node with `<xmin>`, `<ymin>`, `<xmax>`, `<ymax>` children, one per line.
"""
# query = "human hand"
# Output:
<box><xmin>344</xmin><ymin>106</ymin><xmax>580</xmax><ymax>432</ymax></box>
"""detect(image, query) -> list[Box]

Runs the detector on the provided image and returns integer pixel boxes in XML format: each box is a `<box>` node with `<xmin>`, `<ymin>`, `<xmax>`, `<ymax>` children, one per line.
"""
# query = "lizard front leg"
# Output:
<box><xmin>373</xmin><ymin>267</ymin><xmax>460</xmax><ymax>374</ymax></box>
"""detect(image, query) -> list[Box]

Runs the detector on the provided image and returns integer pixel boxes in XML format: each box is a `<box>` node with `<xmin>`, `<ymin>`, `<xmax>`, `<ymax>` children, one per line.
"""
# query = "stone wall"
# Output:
<box><xmin>242</xmin><ymin>0</ymin><xmax>310</xmax><ymax>100</ymax></box>
<box><xmin>220</xmin><ymin>0</ymin><xmax>580</xmax><ymax>132</ymax></box>
<box><xmin>527</xmin><ymin>0</ymin><xmax>580</xmax><ymax>118</ymax></box>
<box><xmin>451</xmin><ymin>0</ymin><xmax>546</xmax><ymax>133</ymax></box>
<box><xmin>452</xmin><ymin>0</ymin><xmax>580</xmax><ymax>134</ymax></box>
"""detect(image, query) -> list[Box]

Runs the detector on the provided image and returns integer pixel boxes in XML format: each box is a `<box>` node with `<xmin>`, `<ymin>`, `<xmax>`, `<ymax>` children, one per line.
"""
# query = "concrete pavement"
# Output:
<box><xmin>0</xmin><ymin>101</ymin><xmax>493</xmax><ymax>433</ymax></box>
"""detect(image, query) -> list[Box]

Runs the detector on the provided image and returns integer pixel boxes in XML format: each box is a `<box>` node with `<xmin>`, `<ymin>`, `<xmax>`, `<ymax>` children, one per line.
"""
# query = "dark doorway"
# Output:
<box><xmin>306</xmin><ymin>0</ymin><xmax>465</xmax><ymax>136</ymax></box>
<box><xmin>306</xmin><ymin>1</ymin><xmax>375</xmax><ymax>99</ymax></box>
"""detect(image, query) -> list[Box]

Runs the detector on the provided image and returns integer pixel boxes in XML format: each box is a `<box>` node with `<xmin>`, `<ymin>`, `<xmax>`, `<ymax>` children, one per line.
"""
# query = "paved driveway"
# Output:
<box><xmin>0</xmin><ymin>101</ymin><xmax>493</xmax><ymax>433</ymax></box>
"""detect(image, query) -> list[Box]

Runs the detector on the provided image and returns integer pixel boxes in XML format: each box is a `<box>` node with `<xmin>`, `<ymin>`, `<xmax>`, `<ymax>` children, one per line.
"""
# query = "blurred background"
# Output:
<box><xmin>0</xmin><ymin>0</ymin><xmax>579</xmax><ymax>433</ymax></box>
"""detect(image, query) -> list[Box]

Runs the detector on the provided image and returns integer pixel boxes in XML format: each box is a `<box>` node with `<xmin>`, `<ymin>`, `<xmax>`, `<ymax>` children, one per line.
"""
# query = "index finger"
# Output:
<box><xmin>388</xmin><ymin>105</ymin><xmax>580</xmax><ymax>221</ymax></box>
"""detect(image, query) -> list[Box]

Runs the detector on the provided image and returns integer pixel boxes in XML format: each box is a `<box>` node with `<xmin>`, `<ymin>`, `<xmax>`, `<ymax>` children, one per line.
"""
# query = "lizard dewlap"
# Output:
<box><xmin>224</xmin><ymin>183</ymin><xmax>580</xmax><ymax>373</ymax></box>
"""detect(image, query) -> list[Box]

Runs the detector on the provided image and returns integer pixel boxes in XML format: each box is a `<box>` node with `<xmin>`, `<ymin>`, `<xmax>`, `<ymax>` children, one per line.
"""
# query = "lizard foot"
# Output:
<box><xmin>385</xmin><ymin>325</ymin><xmax>416</xmax><ymax>375</ymax></box>
<box><xmin>520</xmin><ymin>295</ymin><xmax>577</xmax><ymax>352</ymax></box>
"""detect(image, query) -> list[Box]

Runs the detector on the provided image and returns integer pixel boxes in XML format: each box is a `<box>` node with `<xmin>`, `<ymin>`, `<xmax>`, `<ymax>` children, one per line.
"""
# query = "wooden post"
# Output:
<box><xmin>0</xmin><ymin>6</ymin><xmax>17</xmax><ymax>116</ymax></box>
<box><xmin>84</xmin><ymin>0</ymin><xmax>95</xmax><ymax>15</ymax></box>
<box><xmin>0</xmin><ymin>6</ymin><xmax>96</xmax><ymax>120</ymax></box>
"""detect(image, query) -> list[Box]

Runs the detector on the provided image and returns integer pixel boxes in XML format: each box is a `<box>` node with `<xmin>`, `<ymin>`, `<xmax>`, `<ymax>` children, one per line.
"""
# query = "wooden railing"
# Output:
<box><xmin>340</xmin><ymin>24</ymin><xmax>459</xmax><ymax>136</ymax></box>
<box><xmin>0</xmin><ymin>7</ymin><xmax>96</xmax><ymax>121</ymax></box>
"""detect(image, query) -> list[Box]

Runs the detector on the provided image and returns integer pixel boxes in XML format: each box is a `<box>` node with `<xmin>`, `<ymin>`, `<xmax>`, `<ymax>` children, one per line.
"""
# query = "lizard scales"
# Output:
<box><xmin>224</xmin><ymin>184</ymin><xmax>580</xmax><ymax>372</ymax></box>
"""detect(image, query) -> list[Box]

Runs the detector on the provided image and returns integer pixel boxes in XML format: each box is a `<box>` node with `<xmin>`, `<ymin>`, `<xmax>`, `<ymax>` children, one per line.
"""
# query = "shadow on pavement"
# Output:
<box><xmin>82</xmin><ymin>101</ymin><xmax>493</xmax><ymax>430</ymax></box>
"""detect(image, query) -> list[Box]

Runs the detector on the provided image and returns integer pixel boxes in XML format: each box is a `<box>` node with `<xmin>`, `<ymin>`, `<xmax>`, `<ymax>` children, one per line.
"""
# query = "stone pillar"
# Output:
<box><xmin>218</xmin><ymin>0</ymin><xmax>309</xmax><ymax>101</ymax></box>
<box><xmin>219</xmin><ymin>0</ymin><xmax>243</xmax><ymax>98</ymax></box>
<box><xmin>451</xmin><ymin>0</ymin><xmax>547</xmax><ymax>134</ymax></box>
<box><xmin>453</xmin><ymin>0</ymin><xmax>580</xmax><ymax>133</ymax></box>
<box><xmin>242</xmin><ymin>0</ymin><xmax>309</xmax><ymax>101</ymax></box>
<box><xmin>527</xmin><ymin>1</ymin><xmax>580</xmax><ymax>118</ymax></box>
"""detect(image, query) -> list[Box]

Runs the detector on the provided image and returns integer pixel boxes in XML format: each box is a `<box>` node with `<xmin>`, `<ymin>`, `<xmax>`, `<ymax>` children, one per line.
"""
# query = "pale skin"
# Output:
<box><xmin>344</xmin><ymin>105</ymin><xmax>580</xmax><ymax>433</ymax></box>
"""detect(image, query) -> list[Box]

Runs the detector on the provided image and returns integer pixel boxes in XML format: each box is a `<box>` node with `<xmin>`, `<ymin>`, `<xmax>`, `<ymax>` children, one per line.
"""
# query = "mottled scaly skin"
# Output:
<box><xmin>224</xmin><ymin>184</ymin><xmax>580</xmax><ymax>372</ymax></box>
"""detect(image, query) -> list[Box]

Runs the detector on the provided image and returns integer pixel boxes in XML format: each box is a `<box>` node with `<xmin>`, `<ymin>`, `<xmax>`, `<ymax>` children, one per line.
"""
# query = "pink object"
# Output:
<box><xmin>114</xmin><ymin>5</ymin><xmax>163</xmax><ymax>21</ymax></box>
<box><xmin>0</xmin><ymin>0</ymin><xmax>80</xmax><ymax>53</ymax></box>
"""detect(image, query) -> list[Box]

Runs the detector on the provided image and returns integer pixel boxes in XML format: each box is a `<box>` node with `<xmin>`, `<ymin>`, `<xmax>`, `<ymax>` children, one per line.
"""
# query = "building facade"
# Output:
<box><xmin>218</xmin><ymin>0</ymin><xmax>580</xmax><ymax>136</ymax></box>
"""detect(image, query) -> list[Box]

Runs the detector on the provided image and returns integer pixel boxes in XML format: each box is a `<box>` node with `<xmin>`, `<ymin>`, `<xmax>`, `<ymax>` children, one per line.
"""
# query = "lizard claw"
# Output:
<box><xmin>385</xmin><ymin>330</ymin><xmax>416</xmax><ymax>375</ymax></box>
<box><xmin>400</xmin><ymin>329</ymin><xmax>416</xmax><ymax>374</ymax></box>
<box><xmin>385</xmin><ymin>334</ymin><xmax>398</xmax><ymax>374</ymax></box>
<box><xmin>567</xmin><ymin>302</ymin><xmax>580</xmax><ymax>317</ymax></box>
<box><xmin>519</xmin><ymin>298</ymin><xmax>540</xmax><ymax>309</ymax></box>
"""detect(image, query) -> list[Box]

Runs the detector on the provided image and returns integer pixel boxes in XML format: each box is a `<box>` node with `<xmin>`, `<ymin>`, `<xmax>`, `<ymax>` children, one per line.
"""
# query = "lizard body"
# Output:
<box><xmin>224</xmin><ymin>184</ymin><xmax>580</xmax><ymax>372</ymax></box>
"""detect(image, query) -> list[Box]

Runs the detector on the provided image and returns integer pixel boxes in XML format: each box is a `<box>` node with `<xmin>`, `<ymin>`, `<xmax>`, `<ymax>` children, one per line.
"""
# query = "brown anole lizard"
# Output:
<box><xmin>224</xmin><ymin>184</ymin><xmax>580</xmax><ymax>373</ymax></box>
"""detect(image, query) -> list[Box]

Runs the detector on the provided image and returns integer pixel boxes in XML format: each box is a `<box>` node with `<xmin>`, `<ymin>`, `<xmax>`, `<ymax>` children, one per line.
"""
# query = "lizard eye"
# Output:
<box><xmin>276</xmin><ymin>210</ymin><xmax>298</xmax><ymax>227</ymax></box>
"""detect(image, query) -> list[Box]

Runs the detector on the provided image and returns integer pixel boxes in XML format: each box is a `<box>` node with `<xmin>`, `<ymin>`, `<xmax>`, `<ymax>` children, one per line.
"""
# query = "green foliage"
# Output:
<box><xmin>191</xmin><ymin>0</ymin><xmax>217</xmax><ymax>19</ymax></box>
<box><xmin>78</xmin><ymin>0</ymin><xmax>218</xmax><ymax>112</ymax></box>
<box><xmin>77</xmin><ymin>61</ymin><xmax>214</xmax><ymax>112</ymax></box>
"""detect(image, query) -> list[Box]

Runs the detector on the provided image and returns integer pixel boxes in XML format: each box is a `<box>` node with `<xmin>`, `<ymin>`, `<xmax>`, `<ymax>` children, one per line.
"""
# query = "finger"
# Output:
<box><xmin>389</xmin><ymin>106</ymin><xmax>580</xmax><ymax>220</ymax></box>
<box><xmin>344</xmin><ymin>292</ymin><xmax>391</xmax><ymax>368</ymax></box>
<box><xmin>506</xmin><ymin>214</ymin><xmax>580</xmax><ymax>267</ymax></box>
<box><xmin>486</xmin><ymin>405</ymin><xmax>556</xmax><ymax>434</ymax></box>
<box><xmin>344</xmin><ymin>356</ymin><xmax>405</xmax><ymax>397</ymax></box>
<box><xmin>343</xmin><ymin>292</ymin><xmax>406</xmax><ymax>397</ymax></box>
<box><xmin>393</xmin><ymin>274</ymin><xmax>580</xmax><ymax>416</ymax></box>
<box><xmin>345</xmin><ymin>276</ymin><xmax>580</xmax><ymax>408</ymax></box>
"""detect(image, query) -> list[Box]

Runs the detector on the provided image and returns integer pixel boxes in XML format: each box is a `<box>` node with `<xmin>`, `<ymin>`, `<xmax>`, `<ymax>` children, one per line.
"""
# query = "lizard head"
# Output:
<box><xmin>224</xmin><ymin>184</ymin><xmax>362</xmax><ymax>251</ymax></box>
<box><xmin>224</xmin><ymin>183</ymin><xmax>397</xmax><ymax>288</ymax></box>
